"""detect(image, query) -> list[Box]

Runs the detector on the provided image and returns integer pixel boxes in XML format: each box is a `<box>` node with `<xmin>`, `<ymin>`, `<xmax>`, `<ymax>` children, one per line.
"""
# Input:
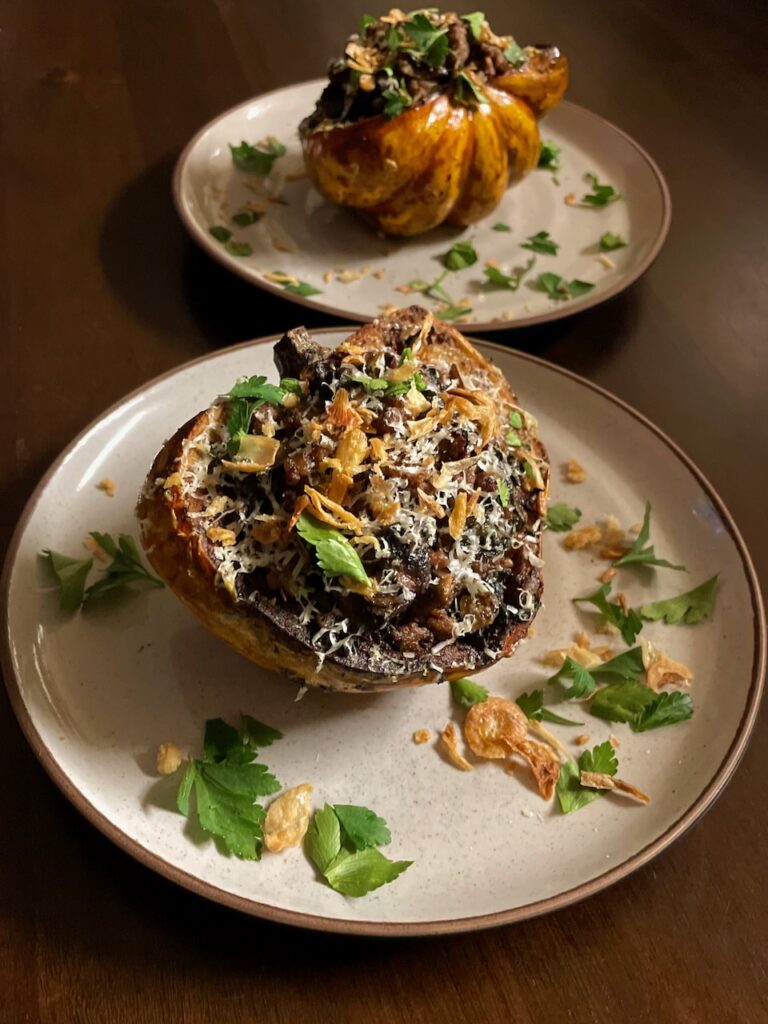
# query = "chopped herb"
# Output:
<box><xmin>548</xmin><ymin>647</ymin><xmax>646</xmax><ymax>698</ymax></box>
<box><xmin>402</xmin><ymin>12</ymin><xmax>450</xmax><ymax>68</ymax></box>
<box><xmin>279</xmin><ymin>376</ymin><xmax>303</xmax><ymax>395</ymax></box>
<box><xmin>503</xmin><ymin>40</ymin><xmax>526</xmax><ymax>67</ymax></box>
<box><xmin>581</xmin><ymin>172</ymin><xmax>621</xmax><ymax>207</ymax></box>
<box><xmin>239</xmin><ymin>714</ymin><xmax>283</xmax><ymax>749</ymax></box>
<box><xmin>296</xmin><ymin>512</ymin><xmax>370</xmax><ymax>586</ymax></box>
<box><xmin>345</xmin><ymin>372</ymin><xmax>424</xmax><ymax>398</ymax></box>
<box><xmin>442</xmin><ymin>240</ymin><xmax>478</xmax><ymax>271</ymax></box>
<box><xmin>635</xmin><ymin>691</ymin><xmax>693</xmax><ymax>731</ymax></box>
<box><xmin>209</xmin><ymin>225</ymin><xmax>231</xmax><ymax>243</ymax></box>
<box><xmin>229</xmin><ymin>138</ymin><xmax>286</xmax><ymax>175</ymax></box>
<box><xmin>304</xmin><ymin>803</ymin><xmax>341</xmax><ymax>875</ymax></box>
<box><xmin>270</xmin><ymin>271</ymin><xmax>322</xmax><ymax>297</ymax></box>
<box><xmin>483</xmin><ymin>257</ymin><xmax>536</xmax><ymax>290</ymax></box>
<box><xmin>455</xmin><ymin>70</ymin><xmax>486</xmax><ymax>106</ymax></box>
<box><xmin>516</xmin><ymin>689</ymin><xmax>584</xmax><ymax>726</ymax></box>
<box><xmin>536</xmin><ymin>272</ymin><xmax>595</xmax><ymax>301</ymax></box>
<box><xmin>613</xmin><ymin>502</ymin><xmax>685</xmax><ymax>570</ymax></box>
<box><xmin>232</xmin><ymin>209</ymin><xmax>262</xmax><ymax>227</ymax></box>
<box><xmin>505</xmin><ymin>430</ymin><xmax>522</xmax><ymax>447</ymax></box>
<box><xmin>41</xmin><ymin>550</ymin><xmax>93</xmax><ymax>613</ymax></box>
<box><xmin>573</xmin><ymin>583</ymin><xmax>642</xmax><ymax>646</ymax></box>
<box><xmin>492</xmin><ymin>222</ymin><xmax>511</xmax><ymax>232</ymax></box>
<box><xmin>537</xmin><ymin>139</ymin><xmax>561</xmax><ymax>172</ymax></box>
<box><xmin>546</xmin><ymin>502</ymin><xmax>582</xmax><ymax>532</ymax></box>
<box><xmin>549</xmin><ymin>656</ymin><xmax>598</xmax><ymax>699</ymax></box>
<box><xmin>508</xmin><ymin>411</ymin><xmax>523</xmax><ymax>428</ymax></box>
<box><xmin>224</xmin><ymin>376</ymin><xmax>286</xmax><ymax>455</ymax></box>
<box><xmin>333</xmin><ymin>805</ymin><xmax>391</xmax><ymax>850</ymax></box>
<box><xmin>497</xmin><ymin>478</ymin><xmax>510</xmax><ymax>508</ymax></box>
<box><xmin>639</xmin><ymin>575</ymin><xmax>719</xmax><ymax>625</ymax></box>
<box><xmin>359</xmin><ymin>13</ymin><xmax>376</xmax><ymax>33</ymax></box>
<box><xmin>450</xmin><ymin>676</ymin><xmax>489</xmax><ymax>708</ymax></box>
<box><xmin>409</xmin><ymin>270</ymin><xmax>453</xmax><ymax>305</ymax></box>
<box><xmin>324</xmin><ymin>847</ymin><xmax>412</xmax><ymax>897</ymax></box>
<box><xmin>400</xmin><ymin>346</ymin><xmax>414</xmax><ymax>364</ymax></box>
<box><xmin>83</xmin><ymin>533</ymin><xmax>163</xmax><ymax>604</ymax></box>
<box><xmin>175</xmin><ymin>714</ymin><xmax>281</xmax><ymax>860</ymax></box>
<box><xmin>224</xmin><ymin>240</ymin><xmax>253</xmax><ymax>258</ymax></box>
<box><xmin>462</xmin><ymin>11</ymin><xmax>486</xmax><ymax>38</ymax></box>
<box><xmin>521</xmin><ymin>230</ymin><xmax>559</xmax><ymax>256</ymax></box>
<box><xmin>589</xmin><ymin>647</ymin><xmax>646</xmax><ymax>680</ymax></box>
<box><xmin>227</xmin><ymin>375</ymin><xmax>285</xmax><ymax>403</ymax></box>
<box><xmin>557</xmin><ymin>741</ymin><xmax>617</xmax><ymax>813</ymax></box>
<box><xmin>591</xmin><ymin>682</ymin><xmax>693</xmax><ymax>732</ymax></box>
<box><xmin>600</xmin><ymin>232</ymin><xmax>627</xmax><ymax>251</ymax></box>
<box><xmin>437</xmin><ymin>304</ymin><xmax>472</xmax><ymax>321</ymax></box>
<box><xmin>382</xmin><ymin>80</ymin><xmax>412</xmax><ymax>119</ymax></box>
<box><xmin>385</xmin><ymin>25</ymin><xmax>401</xmax><ymax>50</ymax></box>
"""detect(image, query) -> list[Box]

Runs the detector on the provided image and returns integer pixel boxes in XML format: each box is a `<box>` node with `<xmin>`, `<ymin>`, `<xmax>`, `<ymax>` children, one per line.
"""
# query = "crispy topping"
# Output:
<box><xmin>206</xmin><ymin>526</ymin><xmax>237</xmax><ymax>546</ymax></box>
<box><xmin>514</xmin><ymin>738</ymin><xmax>560</xmax><ymax>800</ymax></box>
<box><xmin>464</xmin><ymin>696</ymin><xmax>528</xmax><ymax>759</ymax></box>
<box><xmin>580</xmin><ymin>772</ymin><xmax>651</xmax><ymax>805</ymax></box>
<box><xmin>413</xmin><ymin>728</ymin><xmax>432</xmax><ymax>745</ymax></box>
<box><xmin>640</xmin><ymin>637</ymin><xmax>694</xmax><ymax>691</ymax></box>
<box><xmin>564</xmin><ymin>459</ymin><xmax>587</xmax><ymax>483</ymax></box>
<box><xmin>156</xmin><ymin>743</ymin><xmax>183</xmax><ymax>775</ymax></box>
<box><xmin>264</xmin><ymin>783</ymin><xmax>314</xmax><ymax>852</ymax></box>
<box><xmin>97</xmin><ymin>477</ymin><xmax>116</xmax><ymax>497</ymax></box>
<box><xmin>440</xmin><ymin>722</ymin><xmax>473</xmax><ymax>771</ymax></box>
<box><xmin>564</xmin><ymin>524</ymin><xmax>601</xmax><ymax>550</ymax></box>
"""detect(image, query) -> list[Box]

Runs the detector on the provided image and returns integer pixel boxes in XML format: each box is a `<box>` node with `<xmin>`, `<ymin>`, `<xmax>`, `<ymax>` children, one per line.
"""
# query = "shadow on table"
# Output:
<box><xmin>98</xmin><ymin>156</ymin><xmax>641</xmax><ymax>365</ymax></box>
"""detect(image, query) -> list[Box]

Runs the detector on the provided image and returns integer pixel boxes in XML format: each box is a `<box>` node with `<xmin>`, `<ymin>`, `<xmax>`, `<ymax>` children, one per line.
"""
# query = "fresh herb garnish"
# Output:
<box><xmin>437</xmin><ymin>304</ymin><xmax>472</xmax><ymax>321</ymax></box>
<box><xmin>492</xmin><ymin>222</ymin><xmax>511</xmax><ymax>232</ymax></box>
<box><xmin>442</xmin><ymin>240</ymin><xmax>478</xmax><ymax>271</ymax></box>
<box><xmin>639</xmin><ymin>575</ymin><xmax>719</xmax><ymax>625</ymax></box>
<box><xmin>305</xmin><ymin>803</ymin><xmax>411</xmax><ymax>897</ymax></box>
<box><xmin>41</xmin><ymin>550</ymin><xmax>93</xmax><ymax>613</ymax></box>
<box><xmin>402</xmin><ymin>12</ymin><xmax>450</xmax><ymax>68</ymax></box>
<box><xmin>546</xmin><ymin>502</ymin><xmax>582</xmax><ymax>532</ymax></box>
<box><xmin>521</xmin><ymin>230</ymin><xmax>559</xmax><ymax>256</ymax></box>
<box><xmin>557</xmin><ymin>741</ymin><xmax>617</xmax><ymax>814</ymax></box>
<box><xmin>296</xmin><ymin>512</ymin><xmax>370</xmax><ymax>586</ymax></box>
<box><xmin>612</xmin><ymin>502</ymin><xmax>685</xmax><ymax>570</ymax></box>
<box><xmin>600</xmin><ymin>232</ymin><xmax>627</xmax><ymax>251</ymax></box>
<box><xmin>536</xmin><ymin>273</ymin><xmax>595</xmax><ymax>301</ymax></box>
<box><xmin>227</xmin><ymin>375</ymin><xmax>286</xmax><ymax>403</ymax></box>
<box><xmin>455</xmin><ymin>70</ymin><xmax>486</xmax><ymax>106</ymax></box>
<box><xmin>548</xmin><ymin>647</ymin><xmax>646</xmax><ymax>697</ymax></box>
<box><xmin>503</xmin><ymin>40</ymin><xmax>526</xmax><ymax>67</ymax></box>
<box><xmin>382</xmin><ymin>79</ymin><xmax>412</xmax><ymax>119</ymax></box>
<box><xmin>508</xmin><ymin>411</ymin><xmax>523</xmax><ymax>428</ymax></box>
<box><xmin>462</xmin><ymin>11</ymin><xmax>485</xmax><ymax>38</ymax></box>
<box><xmin>516</xmin><ymin>689</ymin><xmax>584</xmax><ymax>726</ymax></box>
<box><xmin>175</xmin><ymin>715</ymin><xmax>281</xmax><ymax>859</ymax></box>
<box><xmin>581</xmin><ymin>172</ymin><xmax>621</xmax><ymax>207</ymax></box>
<box><xmin>345</xmin><ymin>372</ymin><xmax>425</xmax><ymax>398</ymax></box>
<box><xmin>537</xmin><ymin>140</ymin><xmax>561</xmax><ymax>172</ymax></box>
<box><xmin>634</xmin><ymin>691</ymin><xmax>694</xmax><ymax>731</ymax></box>
<box><xmin>359</xmin><ymin>13</ymin><xmax>376</xmax><ymax>33</ymax></box>
<box><xmin>232</xmin><ymin>209</ymin><xmax>262</xmax><ymax>227</ymax></box>
<box><xmin>270</xmin><ymin>271</ymin><xmax>322</xmax><ymax>296</ymax></box>
<box><xmin>450</xmin><ymin>676</ymin><xmax>489</xmax><ymax>708</ymax></box>
<box><xmin>83</xmin><ymin>533</ymin><xmax>164</xmax><ymax>603</ymax></box>
<box><xmin>483</xmin><ymin>257</ymin><xmax>536</xmax><ymax>290</ymax></box>
<box><xmin>279</xmin><ymin>376</ymin><xmax>303</xmax><ymax>395</ymax></box>
<box><xmin>573</xmin><ymin>583</ymin><xmax>643</xmax><ymax>645</ymax></box>
<box><xmin>209</xmin><ymin>225</ymin><xmax>232</xmax><ymax>243</ymax></box>
<box><xmin>409</xmin><ymin>270</ymin><xmax>453</xmax><ymax>304</ymax></box>
<box><xmin>505</xmin><ymin>430</ymin><xmax>522</xmax><ymax>447</ymax></box>
<box><xmin>229</xmin><ymin>138</ymin><xmax>286</xmax><ymax>175</ymax></box>
<box><xmin>591</xmin><ymin>682</ymin><xmax>693</xmax><ymax>732</ymax></box>
<box><xmin>496</xmin><ymin>478</ymin><xmax>510</xmax><ymax>508</ymax></box>
<box><xmin>548</xmin><ymin>656</ymin><xmax>598</xmax><ymax>699</ymax></box>
<box><xmin>224</xmin><ymin>240</ymin><xmax>253</xmax><ymax>258</ymax></box>
<box><xmin>224</xmin><ymin>376</ymin><xmax>286</xmax><ymax>456</ymax></box>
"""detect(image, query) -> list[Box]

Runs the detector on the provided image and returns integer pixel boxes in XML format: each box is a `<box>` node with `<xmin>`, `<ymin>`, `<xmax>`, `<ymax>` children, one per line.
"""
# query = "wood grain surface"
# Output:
<box><xmin>1</xmin><ymin>1</ymin><xmax>766</xmax><ymax>1021</ymax></box>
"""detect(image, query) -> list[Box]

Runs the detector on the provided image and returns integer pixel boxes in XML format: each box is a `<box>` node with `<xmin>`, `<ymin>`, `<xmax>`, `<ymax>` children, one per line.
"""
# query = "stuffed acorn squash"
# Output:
<box><xmin>137</xmin><ymin>307</ymin><xmax>548</xmax><ymax>693</ymax></box>
<box><xmin>300</xmin><ymin>9</ymin><xmax>568</xmax><ymax>236</ymax></box>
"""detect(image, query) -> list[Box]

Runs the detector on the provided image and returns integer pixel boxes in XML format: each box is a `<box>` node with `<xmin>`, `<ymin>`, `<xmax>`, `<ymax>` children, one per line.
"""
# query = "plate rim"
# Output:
<box><xmin>172</xmin><ymin>81</ymin><xmax>673</xmax><ymax>332</ymax></box>
<box><xmin>1</xmin><ymin>330</ymin><xmax>763</xmax><ymax>937</ymax></box>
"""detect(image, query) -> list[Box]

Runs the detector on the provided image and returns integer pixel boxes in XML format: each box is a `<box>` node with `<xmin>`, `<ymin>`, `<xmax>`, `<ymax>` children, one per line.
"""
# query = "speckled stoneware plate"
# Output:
<box><xmin>174</xmin><ymin>81</ymin><xmax>671</xmax><ymax>331</ymax></box>
<box><xmin>2</xmin><ymin>332</ymin><xmax>763</xmax><ymax>936</ymax></box>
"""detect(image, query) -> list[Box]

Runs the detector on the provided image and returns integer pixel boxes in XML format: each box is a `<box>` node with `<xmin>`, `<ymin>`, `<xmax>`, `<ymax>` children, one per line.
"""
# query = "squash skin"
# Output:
<box><xmin>301</xmin><ymin>49</ymin><xmax>568</xmax><ymax>237</ymax></box>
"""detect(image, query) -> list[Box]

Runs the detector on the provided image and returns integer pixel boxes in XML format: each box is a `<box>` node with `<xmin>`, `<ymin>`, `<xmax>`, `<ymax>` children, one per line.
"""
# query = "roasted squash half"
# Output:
<box><xmin>300</xmin><ymin>9</ymin><xmax>567</xmax><ymax>236</ymax></box>
<box><xmin>137</xmin><ymin>308</ymin><xmax>548</xmax><ymax>693</ymax></box>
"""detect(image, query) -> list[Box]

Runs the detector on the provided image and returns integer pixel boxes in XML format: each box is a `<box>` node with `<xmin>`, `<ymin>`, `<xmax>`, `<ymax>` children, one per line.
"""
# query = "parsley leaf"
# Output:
<box><xmin>324</xmin><ymin>847</ymin><xmax>412</xmax><ymax>897</ymax></box>
<box><xmin>483</xmin><ymin>257</ymin><xmax>536</xmax><ymax>290</ymax></box>
<box><xmin>497</xmin><ymin>478</ymin><xmax>510</xmax><ymax>508</ymax></box>
<box><xmin>548</xmin><ymin>648</ymin><xmax>645</xmax><ymax>697</ymax></box>
<box><xmin>41</xmin><ymin>549</ymin><xmax>93</xmax><ymax>613</ymax></box>
<box><xmin>581</xmin><ymin>172</ymin><xmax>621</xmax><ymax>207</ymax></box>
<box><xmin>334</xmin><ymin>805</ymin><xmax>391</xmax><ymax>850</ymax></box>
<box><xmin>442</xmin><ymin>240</ymin><xmax>478</xmax><ymax>271</ymax></box>
<box><xmin>402</xmin><ymin>12</ymin><xmax>450</xmax><ymax>68</ymax></box>
<box><xmin>232</xmin><ymin>209</ymin><xmax>262</xmax><ymax>227</ymax></box>
<box><xmin>537</xmin><ymin>140</ymin><xmax>560</xmax><ymax>172</ymax></box>
<box><xmin>270</xmin><ymin>270</ymin><xmax>322</xmax><ymax>296</ymax></box>
<box><xmin>224</xmin><ymin>377</ymin><xmax>285</xmax><ymax>456</ymax></box>
<box><xmin>581</xmin><ymin>739</ymin><xmax>619</xmax><ymax>775</ymax></box>
<box><xmin>546</xmin><ymin>502</ymin><xmax>581</xmax><ymax>532</ymax></box>
<box><xmin>240</xmin><ymin>714</ymin><xmax>283</xmax><ymax>749</ymax></box>
<box><xmin>296</xmin><ymin>512</ymin><xmax>370</xmax><ymax>586</ymax></box>
<box><xmin>521</xmin><ymin>230</ymin><xmax>559</xmax><ymax>256</ymax></box>
<box><xmin>209</xmin><ymin>225</ymin><xmax>231</xmax><ymax>243</ymax></box>
<box><xmin>279</xmin><ymin>376</ymin><xmax>303</xmax><ymax>395</ymax></box>
<box><xmin>305</xmin><ymin>803</ymin><xmax>342</xmax><ymax>874</ymax></box>
<box><xmin>229</xmin><ymin>138</ymin><xmax>286</xmax><ymax>175</ymax></box>
<box><xmin>590</xmin><ymin>647</ymin><xmax>646</xmax><ymax>680</ymax></box>
<box><xmin>557</xmin><ymin>742</ymin><xmax>617</xmax><ymax>813</ymax></box>
<box><xmin>224</xmin><ymin>240</ymin><xmax>252</xmax><ymax>258</ymax></box>
<box><xmin>613</xmin><ymin>502</ymin><xmax>685</xmax><ymax>570</ymax></box>
<box><xmin>503</xmin><ymin>40</ymin><xmax>526</xmax><ymax>67</ymax></box>
<box><xmin>84</xmin><ymin>533</ymin><xmax>163</xmax><ymax>603</ymax></box>
<box><xmin>505</xmin><ymin>430</ymin><xmax>522</xmax><ymax>447</ymax></box>
<box><xmin>227</xmin><ymin>375</ymin><xmax>285</xmax><ymax>403</ymax></box>
<box><xmin>462</xmin><ymin>11</ymin><xmax>485</xmax><ymax>38</ymax></box>
<box><xmin>382</xmin><ymin>80</ymin><xmax>412</xmax><ymax>119</ymax></box>
<box><xmin>455</xmin><ymin>71</ymin><xmax>486</xmax><ymax>106</ymax></box>
<box><xmin>600</xmin><ymin>232</ymin><xmax>627</xmax><ymax>251</ymax></box>
<box><xmin>450</xmin><ymin>676</ymin><xmax>489</xmax><ymax>707</ymax></box>
<box><xmin>359</xmin><ymin>13</ymin><xmax>376</xmax><ymax>33</ymax></box>
<box><xmin>516</xmin><ymin>689</ymin><xmax>584</xmax><ymax>726</ymax></box>
<box><xmin>634</xmin><ymin>691</ymin><xmax>693</xmax><ymax>731</ymax></box>
<box><xmin>590</xmin><ymin>681</ymin><xmax>657</xmax><ymax>724</ymax></box>
<box><xmin>573</xmin><ymin>583</ymin><xmax>642</xmax><ymax>646</ymax></box>
<box><xmin>639</xmin><ymin>575</ymin><xmax>719</xmax><ymax>625</ymax></box>
<box><xmin>492</xmin><ymin>222</ymin><xmax>511</xmax><ymax>232</ymax></box>
<box><xmin>549</xmin><ymin>656</ymin><xmax>598</xmax><ymax>699</ymax></box>
<box><xmin>409</xmin><ymin>271</ymin><xmax>453</xmax><ymax>305</ymax></box>
<box><xmin>536</xmin><ymin>272</ymin><xmax>595</xmax><ymax>301</ymax></box>
<box><xmin>437</xmin><ymin>304</ymin><xmax>472</xmax><ymax>321</ymax></box>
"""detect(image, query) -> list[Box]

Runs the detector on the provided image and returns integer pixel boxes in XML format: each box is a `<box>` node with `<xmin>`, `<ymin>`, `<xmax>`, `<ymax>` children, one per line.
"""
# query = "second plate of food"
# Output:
<box><xmin>175</xmin><ymin>83</ymin><xmax>670</xmax><ymax>330</ymax></box>
<box><xmin>2</xmin><ymin>311</ymin><xmax>762</xmax><ymax>935</ymax></box>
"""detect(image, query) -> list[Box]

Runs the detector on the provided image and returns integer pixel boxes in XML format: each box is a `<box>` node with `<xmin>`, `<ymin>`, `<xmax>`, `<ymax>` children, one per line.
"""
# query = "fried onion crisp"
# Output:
<box><xmin>206</xmin><ymin>526</ymin><xmax>237</xmax><ymax>546</ymax></box>
<box><xmin>640</xmin><ymin>638</ymin><xmax>694</xmax><ymax>691</ymax></box>
<box><xmin>464</xmin><ymin>697</ymin><xmax>527</xmax><ymax>759</ymax></box>
<box><xmin>514</xmin><ymin>739</ymin><xmax>560</xmax><ymax>800</ymax></box>
<box><xmin>580</xmin><ymin>772</ymin><xmax>650</xmax><ymax>805</ymax></box>
<box><xmin>448</xmin><ymin>491</ymin><xmax>468</xmax><ymax>540</ymax></box>
<box><xmin>264</xmin><ymin>783</ymin><xmax>314</xmax><ymax>853</ymax></box>
<box><xmin>564</xmin><ymin>458</ymin><xmax>587</xmax><ymax>483</ymax></box>
<box><xmin>564</xmin><ymin>524</ymin><xmax>601</xmax><ymax>550</ymax></box>
<box><xmin>439</xmin><ymin>723</ymin><xmax>473</xmax><ymax>771</ymax></box>
<box><xmin>413</xmin><ymin>728</ymin><xmax>431</xmax><ymax>745</ymax></box>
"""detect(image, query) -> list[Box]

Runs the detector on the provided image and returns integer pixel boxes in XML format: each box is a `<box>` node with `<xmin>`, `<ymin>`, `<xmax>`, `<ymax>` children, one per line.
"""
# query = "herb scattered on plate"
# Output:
<box><xmin>41</xmin><ymin>533</ymin><xmax>163</xmax><ymax>612</ymax></box>
<box><xmin>573</xmin><ymin>583</ymin><xmax>643</xmax><ymax>645</ymax></box>
<box><xmin>612</xmin><ymin>502</ymin><xmax>685</xmax><ymax>570</ymax></box>
<box><xmin>229</xmin><ymin>138</ymin><xmax>286</xmax><ymax>175</ymax></box>
<box><xmin>557</xmin><ymin>741</ymin><xmax>617</xmax><ymax>813</ymax></box>
<box><xmin>581</xmin><ymin>172</ymin><xmax>621</xmax><ymax>207</ymax></box>
<box><xmin>535</xmin><ymin>272</ymin><xmax>594</xmax><ymax>301</ymax></box>
<box><xmin>546</xmin><ymin>502</ymin><xmax>582</xmax><ymax>532</ymax></box>
<box><xmin>441</xmin><ymin>240</ymin><xmax>478</xmax><ymax>271</ymax></box>
<box><xmin>639</xmin><ymin>575</ymin><xmax>719</xmax><ymax>625</ymax></box>
<box><xmin>600</xmin><ymin>232</ymin><xmax>627</xmax><ymax>251</ymax></box>
<box><xmin>537</xmin><ymin>139</ymin><xmax>561</xmax><ymax>172</ymax></box>
<box><xmin>521</xmin><ymin>230</ymin><xmax>559</xmax><ymax>256</ymax></box>
<box><xmin>450</xmin><ymin>676</ymin><xmax>489</xmax><ymax>707</ymax></box>
<box><xmin>483</xmin><ymin>257</ymin><xmax>536</xmax><ymax>291</ymax></box>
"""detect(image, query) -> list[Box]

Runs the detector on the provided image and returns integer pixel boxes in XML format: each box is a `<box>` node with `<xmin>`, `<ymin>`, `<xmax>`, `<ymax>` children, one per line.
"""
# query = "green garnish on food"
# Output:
<box><xmin>224</xmin><ymin>376</ymin><xmax>287</xmax><ymax>456</ymax></box>
<box><xmin>483</xmin><ymin>257</ymin><xmax>536</xmax><ymax>290</ymax></box>
<box><xmin>209</xmin><ymin>225</ymin><xmax>232</xmax><ymax>243</ymax></box>
<box><xmin>508</xmin><ymin>411</ymin><xmax>523</xmax><ymax>428</ymax></box>
<box><xmin>442</xmin><ymin>240</ymin><xmax>479</xmax><ymax>271</ymax></box>
<box><xmin>591</xmin><ymin>682</ymin><xmax>693</xmax><ymax>732</ymax></box>
<box><xmin>599</xmin><ymin>232</ymin><xmax>627</xmax><ymax>251</ymax></box>
<box><xmin>232</xmin><ymin>209</ymin><xmax>262</xmax><ymax>227</ymax></box>
<box><xmin>573</xmin><ymin>582</ymin><xmax>643</xmax><ymax>645</ymax></box>
<box><xmin>224</xmin><ymin>240</ymin><xmax>252</xmax><ymax>258</ymax></box>
<box><xmin>279</xmin><ymin>377</ymin><xmax>303</xmax><ymax>395</ymax></box>
<box><xmin>454</xmin><ymin>70</ymin><xmax>486</xmax><ymax>106</ymax></box>
<box><xmin>305</xmin><ymin>803</ymin><xmax>412</xmax><ymax>897</ymax></box>
<box><xmin>450</xmin><ymin>676</ymin><xmax>489</xmax><ymax>707</ymax></box>
<box><xmin>548</xmin><ymin>647</ymin><xmax>646</xmax><ymax>698</ymax></box>
<box><xmin>41</xmin><ymin>550</ymin><xmax>93</xmax><ymax>613</ymax></box>
<box><xmin>505</xmin><ymin>430</ymin><xmax>522</xmax><ymax>447</ymax></box>
<box><xmin>535</xmin><ymin>273</ymin><xmax>594</xmax><ymax>300</ymax></box>
<box><xmin>521</xmin><ymin>230</ymin><xmax>559</xmax><ymax>256</ymax></box>
<box><xmin>503</xmin><ymin>40</ymin><xmax>526</xmax><ymax>67</ymax></box>
<box><xmin>546</xmin><ymin>502</ymin><xmax>582</xmax><ymax>532</ymax></box>
<box><xmin>492</xmin><ymin>222</ymin><xmax>511</xmax><ymax>232</ymax></box>
<box><xmin>537</xmin><ymin>139</ymin><xmax>561</xmax><ymax>172</ymax></box>
<box><xmin>557</xmin><ymin>741</ymin><xmax>617</xmax><ymax>814</ymax></box>
<box><xmin>496</xmin><ymin>478</ymin><xmax>510</xmax><ymax>508</ymax></box>
<box><xmin>296</xmin><ymin>512</ymin><xmax>370</xmax><ymax>586</ymax></box>
<box><xmin>401</xmin><ymin>11</ymin><xmax>450</xmax><ymax>68</ymax></box>
<box><xmin>382</xmin><ymin>80</ymin><xmax>412</xmax><ymax>119</ymax></box>
<box><xmin>581</xmin><ymin>172</ymin><xmax>621</xmax><ymax>207</ymax></box>
<box><xmin>229</xmin><ymin>138</ymin><xmax>286</xmax><ymax>175</ymax></box>
<box><xmin>270</xmin><ymin>271</ymin><xmax>322</xmax><ymax>297</ymax></box>
<box><xmin>612</xmin><ymin>502</ymin><xmax>685</xmax><ymax>570</ymax></box>
<box><xmin>175</xmin><ymin>715</ymin><xmax>282</xmax><ymax>860</ymax></box>
<box><xmin>462</xmin><ymin>11</ymin><xmax>486</xmax><ymax>38</ymax></box>
<box><xmin>639</xmin><ymin>575</ymin><xmax>719</xmax><ymax>625</ymax></box>
<box><xmin>516</xmin><ymin>689</ymin><xmax>584</xmax><ymax>726</ymax></box>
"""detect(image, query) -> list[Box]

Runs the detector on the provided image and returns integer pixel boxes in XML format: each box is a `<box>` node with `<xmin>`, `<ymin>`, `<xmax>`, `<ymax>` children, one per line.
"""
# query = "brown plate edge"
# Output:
<box><xmin>171</xmin><ymin>88</ymin><xmax>672</xmax><ymax>332</ymax></box>
<box><xmin>1</xmin><ymin>330</ymin><xmax>764</xmax><ymax>938</ymax></box>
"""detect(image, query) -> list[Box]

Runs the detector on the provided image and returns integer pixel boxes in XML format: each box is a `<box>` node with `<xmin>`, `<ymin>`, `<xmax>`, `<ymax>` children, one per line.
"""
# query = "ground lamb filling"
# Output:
<box><xmin>178</xmin><ymin>310</ymin><xmax>547</xmax><ymax>675</ymax></box>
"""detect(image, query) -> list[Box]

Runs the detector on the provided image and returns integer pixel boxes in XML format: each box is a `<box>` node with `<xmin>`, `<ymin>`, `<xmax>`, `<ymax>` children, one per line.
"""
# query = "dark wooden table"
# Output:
<box><xmin>2</xmin><ymin>1</ymin><xmax>766</xmax><ymax>1021</ymax></box>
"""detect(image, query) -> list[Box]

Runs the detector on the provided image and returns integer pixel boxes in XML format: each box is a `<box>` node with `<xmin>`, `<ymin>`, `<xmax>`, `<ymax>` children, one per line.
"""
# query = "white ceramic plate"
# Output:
<box><xmin>2</xmin><ymin>333</ymin><xmax>763</xmax><ymax>936</ymax></box>
<box><xmin>174</xmin><ymin>82</ymin><xmax>670</xmax><ymax>331</ymax></box>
